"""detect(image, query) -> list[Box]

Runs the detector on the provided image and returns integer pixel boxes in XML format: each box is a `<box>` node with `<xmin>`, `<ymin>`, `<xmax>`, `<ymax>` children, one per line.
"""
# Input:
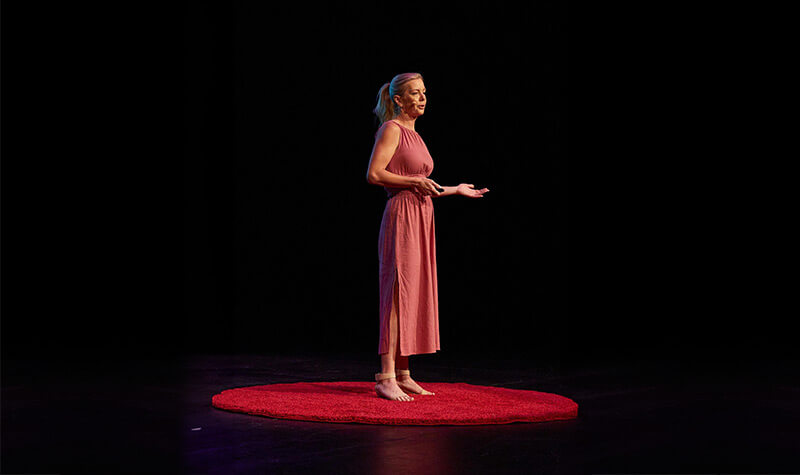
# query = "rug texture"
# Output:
<box><xmin>211</xmin><ymin>381</ymin><xmax>578</xmax><ymax>425</ymax></box>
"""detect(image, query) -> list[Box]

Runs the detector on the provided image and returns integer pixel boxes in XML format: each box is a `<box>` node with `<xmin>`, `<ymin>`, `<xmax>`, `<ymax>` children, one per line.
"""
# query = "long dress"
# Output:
<box><xmin>376</xmin><ymin>119</ymin><xmax>440</xmax><ymax>356</ymax></box>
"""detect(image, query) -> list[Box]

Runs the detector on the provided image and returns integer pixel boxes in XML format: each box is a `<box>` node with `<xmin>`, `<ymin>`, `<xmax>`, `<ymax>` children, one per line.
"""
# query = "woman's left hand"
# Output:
<box><xmin>456</xmin><ymin>183</ymin><xmax>490</xmax><ymax>198</ymax></box>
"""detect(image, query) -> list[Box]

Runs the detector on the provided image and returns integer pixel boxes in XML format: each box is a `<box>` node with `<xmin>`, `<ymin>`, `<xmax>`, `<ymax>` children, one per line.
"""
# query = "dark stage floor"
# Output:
<box><xmin>2</xmin><ymin>352</ymin><xmax>798</xmax><ymax>474</ymax></box>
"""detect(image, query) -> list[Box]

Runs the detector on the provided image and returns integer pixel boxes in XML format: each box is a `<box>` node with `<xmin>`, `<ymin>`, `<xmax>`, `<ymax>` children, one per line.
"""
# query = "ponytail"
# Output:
<box><xmin>373</xmin><ymin>82</ymin><xmax>395</xmax><ymax>124</ymax></box>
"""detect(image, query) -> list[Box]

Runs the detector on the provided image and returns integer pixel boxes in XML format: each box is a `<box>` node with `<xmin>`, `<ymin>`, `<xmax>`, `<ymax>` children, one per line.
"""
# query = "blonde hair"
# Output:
<box><xmin>373</xmin><ymin>72</ymin><xmax>423</xmax><ymax>124</ymax></box>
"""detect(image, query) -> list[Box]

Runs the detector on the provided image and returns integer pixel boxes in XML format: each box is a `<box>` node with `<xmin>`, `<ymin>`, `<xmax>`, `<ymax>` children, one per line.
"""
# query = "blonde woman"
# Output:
<box><xmin>366</xmin><ymin>72</ymin><xmax>490</xmax><ymax>401</ymax></box>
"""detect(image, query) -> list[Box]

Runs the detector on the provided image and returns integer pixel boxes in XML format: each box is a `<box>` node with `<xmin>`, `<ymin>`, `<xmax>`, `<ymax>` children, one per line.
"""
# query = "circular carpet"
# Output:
<box><xmin>211</xmin><ymin>381</ymin><xmax>578</xmax><ymax>425</ymax></box>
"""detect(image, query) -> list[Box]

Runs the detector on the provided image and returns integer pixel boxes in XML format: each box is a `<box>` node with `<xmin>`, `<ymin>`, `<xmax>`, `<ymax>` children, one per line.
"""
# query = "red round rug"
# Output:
<box><xmin>211</xmin><ymin>381</ymin><xmax>578</xmax><ymax>425</ymax></box>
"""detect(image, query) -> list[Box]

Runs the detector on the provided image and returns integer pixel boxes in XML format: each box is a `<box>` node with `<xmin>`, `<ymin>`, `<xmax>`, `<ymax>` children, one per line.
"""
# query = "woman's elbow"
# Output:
<box><xmin>366</xmin><ymin>172</ymin><xmax>380</xmax><ymax>185</ymax></box>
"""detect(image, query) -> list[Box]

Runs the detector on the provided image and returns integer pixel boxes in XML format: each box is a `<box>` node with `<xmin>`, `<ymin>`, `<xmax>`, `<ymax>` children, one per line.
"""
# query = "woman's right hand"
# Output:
<box><xmin>413</xmin><ymin>177</ymin><xmax>444</xmax><ymax>196</ymax></box>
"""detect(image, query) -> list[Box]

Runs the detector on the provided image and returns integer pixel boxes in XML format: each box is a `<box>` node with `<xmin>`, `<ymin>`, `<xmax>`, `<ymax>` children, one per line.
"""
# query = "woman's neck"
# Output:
<box><xmin>392</xmin><ymin>112</ymin><xmax>417</xmax><ymax>131</ymax></box>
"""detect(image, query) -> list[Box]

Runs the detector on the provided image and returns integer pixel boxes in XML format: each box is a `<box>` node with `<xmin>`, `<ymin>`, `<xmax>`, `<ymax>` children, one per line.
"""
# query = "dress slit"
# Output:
<box><xmin>393</xmin><ymin>265</ymin><xmax>402</xmax><ymax>357</ymax></box>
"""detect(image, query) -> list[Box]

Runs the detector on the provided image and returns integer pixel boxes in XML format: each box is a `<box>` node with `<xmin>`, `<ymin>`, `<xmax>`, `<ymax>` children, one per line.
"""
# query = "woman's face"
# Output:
<box><xmin>394</xmin><ymin>79</ymin><xmax>426</xmax><ymax>118</ymax></box>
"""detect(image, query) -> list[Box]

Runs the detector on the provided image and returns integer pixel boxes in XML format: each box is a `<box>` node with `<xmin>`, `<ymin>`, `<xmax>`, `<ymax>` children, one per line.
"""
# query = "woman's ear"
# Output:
<box><xmin>393</xmin><ymin>94</ymin><xmax>402</xmax><ymax>109</ymax></box>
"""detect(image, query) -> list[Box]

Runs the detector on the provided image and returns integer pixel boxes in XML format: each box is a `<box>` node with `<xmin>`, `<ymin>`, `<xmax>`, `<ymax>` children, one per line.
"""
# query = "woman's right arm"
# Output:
<box><xmin>366</xmin><ymin>124</ymin><xmax>442</xmax><ymax>195</ymax></box>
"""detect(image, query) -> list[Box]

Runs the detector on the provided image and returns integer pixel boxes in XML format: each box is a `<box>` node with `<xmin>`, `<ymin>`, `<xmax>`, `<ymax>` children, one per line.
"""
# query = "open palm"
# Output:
<box><xmin>456</xmin><ymin>183</ymin><xmax>490</xmax><ymax>198</ymax></box>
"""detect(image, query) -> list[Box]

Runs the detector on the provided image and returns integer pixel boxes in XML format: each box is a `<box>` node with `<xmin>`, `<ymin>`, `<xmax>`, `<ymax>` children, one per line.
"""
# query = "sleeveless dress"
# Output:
<box><xmin>375</xmin><ymin>120</ymin><xmax>440</xmax><ymax>356</ymax></box>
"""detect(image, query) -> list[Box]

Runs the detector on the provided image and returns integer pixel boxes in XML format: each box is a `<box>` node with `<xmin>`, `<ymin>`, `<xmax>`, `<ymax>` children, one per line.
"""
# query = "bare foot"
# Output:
<box><xmin>396</xmin><ymin>374</ymin><xmax>435</xmax><ymax>395</ymax></box>
<box><xmin>375</xmin><ymin>379</ymin><xmax>414</xmax><ymax>401</ymax></box>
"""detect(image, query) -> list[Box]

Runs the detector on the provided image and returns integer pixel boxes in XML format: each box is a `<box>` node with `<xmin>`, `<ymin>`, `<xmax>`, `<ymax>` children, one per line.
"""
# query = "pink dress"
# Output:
<box><xmin>376</xmin><ymin>120</ymin><xmax>440</xmax><ymax>356</ymax></box>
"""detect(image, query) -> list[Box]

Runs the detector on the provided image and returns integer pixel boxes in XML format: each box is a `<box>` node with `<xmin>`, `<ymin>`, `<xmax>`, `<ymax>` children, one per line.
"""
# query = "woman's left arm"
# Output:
<box><xmin>431</xmin><ymin>183</ymin><xmax>490</xmax><ymax>198</ymax></box>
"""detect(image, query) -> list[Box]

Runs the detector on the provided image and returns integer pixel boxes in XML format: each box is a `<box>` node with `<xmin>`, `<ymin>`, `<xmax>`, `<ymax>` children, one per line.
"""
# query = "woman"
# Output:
<box><xmin>366</xmin><ymin>73</ymin><xmax>490</xmax><ymax>401</ymax></box>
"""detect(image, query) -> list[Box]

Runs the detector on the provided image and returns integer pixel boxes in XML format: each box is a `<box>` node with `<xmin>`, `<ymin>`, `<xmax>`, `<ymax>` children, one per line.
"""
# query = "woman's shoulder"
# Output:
<box><xmin>379</xmin><ymin>120</ymin><xmax>402</xmax><ymax>131</ymax></box>
<box><xmin>374</xmin><ymin>120</ymin><xmax>402</xmax><ymax>140</ymax></box>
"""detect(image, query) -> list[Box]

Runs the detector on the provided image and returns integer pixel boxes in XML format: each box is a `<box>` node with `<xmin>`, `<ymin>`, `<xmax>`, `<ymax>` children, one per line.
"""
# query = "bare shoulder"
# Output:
<box><xmin>376</xmin><ymin>121</ymin><xmax>401</xmax><ymax>141</ymax></box>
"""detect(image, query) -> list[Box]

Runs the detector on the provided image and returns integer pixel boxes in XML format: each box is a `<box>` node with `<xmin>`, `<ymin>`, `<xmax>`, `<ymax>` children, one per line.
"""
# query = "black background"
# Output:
<box><xmin>181</xmin><ymin>2</ymin><xmax>572</xmax><ymax>363</ymax></box>
<box><xmin>2</xmin><ymin>2</ymin><xmax>794</xmax><ymax>371</ymax></box>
